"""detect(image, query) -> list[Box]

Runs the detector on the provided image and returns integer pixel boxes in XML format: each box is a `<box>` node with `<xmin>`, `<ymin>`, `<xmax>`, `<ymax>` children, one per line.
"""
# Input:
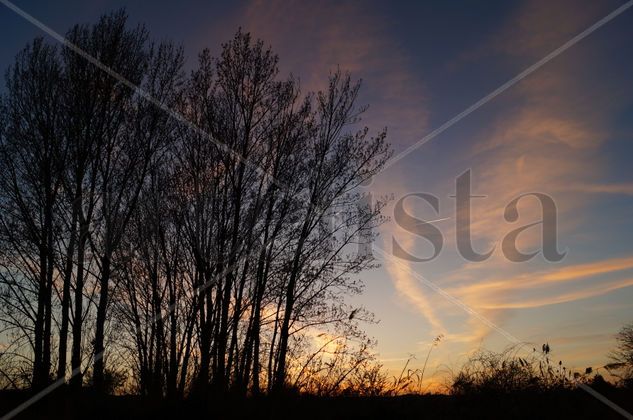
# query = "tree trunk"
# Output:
<box><xmin>70</xmin><ymin>219</ymin><xmax>88</xmax><ymax>388</ymax></box>
<box><xmin>93</xmin><ymin>254</ymin><xmax>111</xmax><ymax>391</ymax></box>
<box><xmin>32</xmin><ymin>242</ymin><xmax>47</xmax><ymax>389</ymax></box>
<box><xmin>57</xmin><ymin>198</ymin><xmax>78</xmax><ymax>379</ymax></box>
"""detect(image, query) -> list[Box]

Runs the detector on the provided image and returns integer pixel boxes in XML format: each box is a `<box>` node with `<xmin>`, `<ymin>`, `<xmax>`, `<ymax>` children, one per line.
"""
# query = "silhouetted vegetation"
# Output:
<box><xmin>0</xmin><ymin>8</ymin><xmax>632</xmax><ymax>420</ymax></box>
<box><xmin>451</xmin><ymin>344</ymin><xmax>606</xmax><ymax>395</ymax></box>
<box><xmin>606</xmin><ymin>322</ymin><xmax>633</xmax><ymax>388</ymax></box>
<box><xmin>0</xmin><ymin>9</ymin><xmax>390</xmax><ymax>399</ymax></box>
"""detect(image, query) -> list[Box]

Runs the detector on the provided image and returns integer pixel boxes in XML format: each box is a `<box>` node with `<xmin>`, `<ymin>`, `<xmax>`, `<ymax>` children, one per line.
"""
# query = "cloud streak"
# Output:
<box><xmin>450</xmin><ymin>255</ymin><xmax>633</xmax><ymax>309</ymax></box>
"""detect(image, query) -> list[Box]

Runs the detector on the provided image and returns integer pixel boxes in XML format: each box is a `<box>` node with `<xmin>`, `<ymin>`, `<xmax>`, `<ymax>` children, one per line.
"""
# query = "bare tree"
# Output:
<box><xmin>0</xmin><ymin>14</ymin><xmax>390</xmax><ymax>399</ymax></box>
<box><xmin>0</xmin><ymin>38</ymin><xmax>65</xmax><ymax>390</ymax></box>
<box><xmin>608</xmin><ymin>322</ymin><xmax>633</xmax><ymax>386</ymax></box>
<box><xmin>272</xmin><ymin>71</ymin><xmax>390</xmax><ymax>392</ymax></box>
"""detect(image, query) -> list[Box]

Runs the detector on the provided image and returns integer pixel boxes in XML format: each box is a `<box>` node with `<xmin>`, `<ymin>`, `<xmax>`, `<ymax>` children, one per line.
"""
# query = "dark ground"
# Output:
<box><xmin>1</xmin><ymin>387</ymin><xmax>632</xmax><ymax>419</ymax></box>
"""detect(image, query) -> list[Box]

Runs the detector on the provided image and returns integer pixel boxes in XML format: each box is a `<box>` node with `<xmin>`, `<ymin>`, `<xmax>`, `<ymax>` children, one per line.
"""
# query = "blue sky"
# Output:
<box><xmin>2</xmin><ymin>0</ymin><xmax>632</xmax><ymax>390</ymax></box>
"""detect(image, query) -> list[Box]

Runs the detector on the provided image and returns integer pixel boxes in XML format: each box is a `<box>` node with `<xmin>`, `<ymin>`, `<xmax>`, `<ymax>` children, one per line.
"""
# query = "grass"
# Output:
<box><xmin>2</xmin><ymin>343</ymin><xmax>632</xmax><ymax>419</ymax></box>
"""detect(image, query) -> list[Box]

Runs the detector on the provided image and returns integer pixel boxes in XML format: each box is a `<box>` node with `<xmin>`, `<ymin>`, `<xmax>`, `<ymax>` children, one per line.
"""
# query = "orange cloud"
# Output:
<box><xmin>389</xmin><ymin>0</ymin><xmax>633</xmax><ymax>359</ymax></box>
<box><xmin>566</xmin><ymin>183</ymin><xmax>633</xmax><ymax>196</ymax></box>
<box><xmin>448</xmin><ymin>255</ymin><xmax>633</xmax><ymax>310</ymax></box>
<box><xmin>229</xmin><ymin>0</ymin><xmax>430</xmax><ymax>146</ymax></box>
<box><xmin>480</xmin><ymin>277</ymin><xmax>633</xmax><ymax>309</ymax></box>
<box><xmin>459</xmin><ymin>255</ymin><xmax>633</xmax><ymax>292</ymax></box>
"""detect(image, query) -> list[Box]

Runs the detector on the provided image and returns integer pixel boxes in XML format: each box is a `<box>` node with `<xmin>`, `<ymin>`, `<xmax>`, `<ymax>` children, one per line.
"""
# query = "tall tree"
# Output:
<box><xmin>0</xmin><ymin>14</ymin><xmax>389</xmax><ymax>397</ymax></box>
<box><xmin>272</xmin><ymin>72</ymin><xmax>390</xmax><ymax>391</ymax></box>
<box><xmin>0</xmin><ymin>38</ymin><xmax>65</xmax><ymax>389</ymax></box>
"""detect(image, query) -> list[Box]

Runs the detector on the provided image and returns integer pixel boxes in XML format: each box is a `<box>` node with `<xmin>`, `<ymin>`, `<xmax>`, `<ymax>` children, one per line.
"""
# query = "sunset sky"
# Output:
<box><xmin>2</xmin><ymin>0</ymin><xmax>633</xmax><ymax>391</ymax></box>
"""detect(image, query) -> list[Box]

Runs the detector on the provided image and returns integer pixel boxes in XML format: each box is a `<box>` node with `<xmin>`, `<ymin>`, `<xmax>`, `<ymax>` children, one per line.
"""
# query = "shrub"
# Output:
<box><xmin>451</xmin><ymin>344</ymin><xmax>585</xmax><ymax>395</ymax></box>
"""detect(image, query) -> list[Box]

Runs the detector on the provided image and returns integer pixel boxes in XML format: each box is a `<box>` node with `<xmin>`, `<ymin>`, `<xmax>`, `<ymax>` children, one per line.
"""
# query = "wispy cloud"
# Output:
<box><xmin>458</xmin><ymin>256</ymin><xmax>633</xmax><ymax>291</ymax></box>
<box><xmin>481</xmin><ymin>277</ymin><xmax>633</xmax><ymax>309</ymax></box>
<box><xmin>227</xmin><ymin>0</ymin><xmax>430</xmax><ymax>147</ymax></box>
<box><xmin>450</xmin><ymin>255</ymin><xmax>633</xmax><ymax>309</ymax></box>
<box><xmin>384</xmin><ymin>231</ymin><xmax>445</xmax><ymax>335</ymax></box>
<box><xmin>566</xmin><ymin>183</ymin><xmax>633</xmax><ymax>196</ymax></box>
<box><xmin>388</xmin><ymin>0</ymin><xmax>633</xmax><ymax>352</ymax></box>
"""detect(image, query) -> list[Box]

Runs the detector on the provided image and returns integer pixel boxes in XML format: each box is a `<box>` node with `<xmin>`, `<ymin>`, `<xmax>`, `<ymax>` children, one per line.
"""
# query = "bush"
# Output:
<box><xmin>451</xmin><ymin>344</ymin><xmax>587</xmax><ymax>395</ymax></box>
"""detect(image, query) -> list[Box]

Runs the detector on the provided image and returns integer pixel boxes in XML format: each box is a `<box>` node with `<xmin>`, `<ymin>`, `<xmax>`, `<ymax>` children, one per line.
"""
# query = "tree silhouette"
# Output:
<box><xmin>608</xmin><ymin>322</ymin><xmax>633</xmax><ymax>386</ymax></box>
<box><xmin>0</xmin><ymin>11</ymin><xmax>390</xmax><ymax>397</ymax></box>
